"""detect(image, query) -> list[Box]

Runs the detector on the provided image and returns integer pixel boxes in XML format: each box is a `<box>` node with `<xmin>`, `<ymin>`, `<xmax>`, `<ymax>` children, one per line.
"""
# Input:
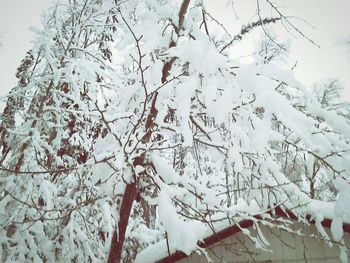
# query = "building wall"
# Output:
<box><xmin>178</xmin><ymin>222</ymin><xmax>350</xmax><ymax>263</ymax></box>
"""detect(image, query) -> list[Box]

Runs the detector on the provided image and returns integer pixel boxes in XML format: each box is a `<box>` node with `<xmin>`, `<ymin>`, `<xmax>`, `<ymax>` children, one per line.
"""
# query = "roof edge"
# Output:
<box><xmin>156</xmin><ymin>207</ymin><xmax>350</xmax><ymax>263</ymax></box>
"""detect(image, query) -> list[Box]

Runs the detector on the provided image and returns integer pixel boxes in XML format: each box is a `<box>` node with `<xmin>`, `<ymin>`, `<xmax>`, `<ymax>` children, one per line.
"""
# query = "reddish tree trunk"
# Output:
<box><xmin>107</xmin><ymin>182</ymin><xmax>137</xmax><ymax>263</ymax></box>
<box><xmin>107</xmin><ymin>1</ymin><xmax>191</xmax><ymax>262</ymax></box>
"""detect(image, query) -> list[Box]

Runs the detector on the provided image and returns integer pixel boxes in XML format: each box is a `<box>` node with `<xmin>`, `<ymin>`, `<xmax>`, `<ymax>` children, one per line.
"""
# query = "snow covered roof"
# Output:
<box><xmin>136</xmin><ymin>202</ymin><xmax>350</xmax><ymax>263</ymax></box>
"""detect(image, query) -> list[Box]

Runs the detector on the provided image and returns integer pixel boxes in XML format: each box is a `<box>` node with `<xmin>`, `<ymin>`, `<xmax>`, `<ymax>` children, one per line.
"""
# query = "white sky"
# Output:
<box><xmin>0</xmin><ymin>0</ymin><xmax>350</xmax><ymax>100</ymax></box>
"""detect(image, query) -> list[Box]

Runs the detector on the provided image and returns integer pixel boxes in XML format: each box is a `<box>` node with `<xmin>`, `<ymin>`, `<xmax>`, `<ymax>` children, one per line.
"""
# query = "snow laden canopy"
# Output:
<box><xmin>0</xmin><ymin>0</ymin><xmax>349</xmax><ymax>262</ymax></box>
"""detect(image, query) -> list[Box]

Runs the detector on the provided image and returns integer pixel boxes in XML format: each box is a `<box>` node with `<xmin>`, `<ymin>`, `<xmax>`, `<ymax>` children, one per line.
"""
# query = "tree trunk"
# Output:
<box><xmin>107</xmin><ymin>1</ymin><xmax>191</xmax><ymax>261</ymax></box>
<box><xmin>107</xmin><ymin>182</ymin><xmax>137</xmax><ymax>263</ymax></box>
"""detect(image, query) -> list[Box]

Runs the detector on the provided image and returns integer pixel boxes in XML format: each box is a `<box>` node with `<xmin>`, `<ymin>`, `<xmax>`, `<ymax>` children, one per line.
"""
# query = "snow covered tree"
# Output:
<box><xmin>313</xmin><ymin>79</ymin><xmax>350</xmax><ymax>118</ymax></box>
<box><xmin>1</xmin><ymin>0</ymin><xmax>349</xmax><ymax>262</ymax></box>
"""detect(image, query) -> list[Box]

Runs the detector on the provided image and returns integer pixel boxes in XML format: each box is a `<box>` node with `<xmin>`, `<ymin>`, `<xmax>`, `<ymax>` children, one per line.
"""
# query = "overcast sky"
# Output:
<box><xmin>1</xmin><ymin>0</ymin><xmax>350</xmax><ymax>100</ymax></box>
